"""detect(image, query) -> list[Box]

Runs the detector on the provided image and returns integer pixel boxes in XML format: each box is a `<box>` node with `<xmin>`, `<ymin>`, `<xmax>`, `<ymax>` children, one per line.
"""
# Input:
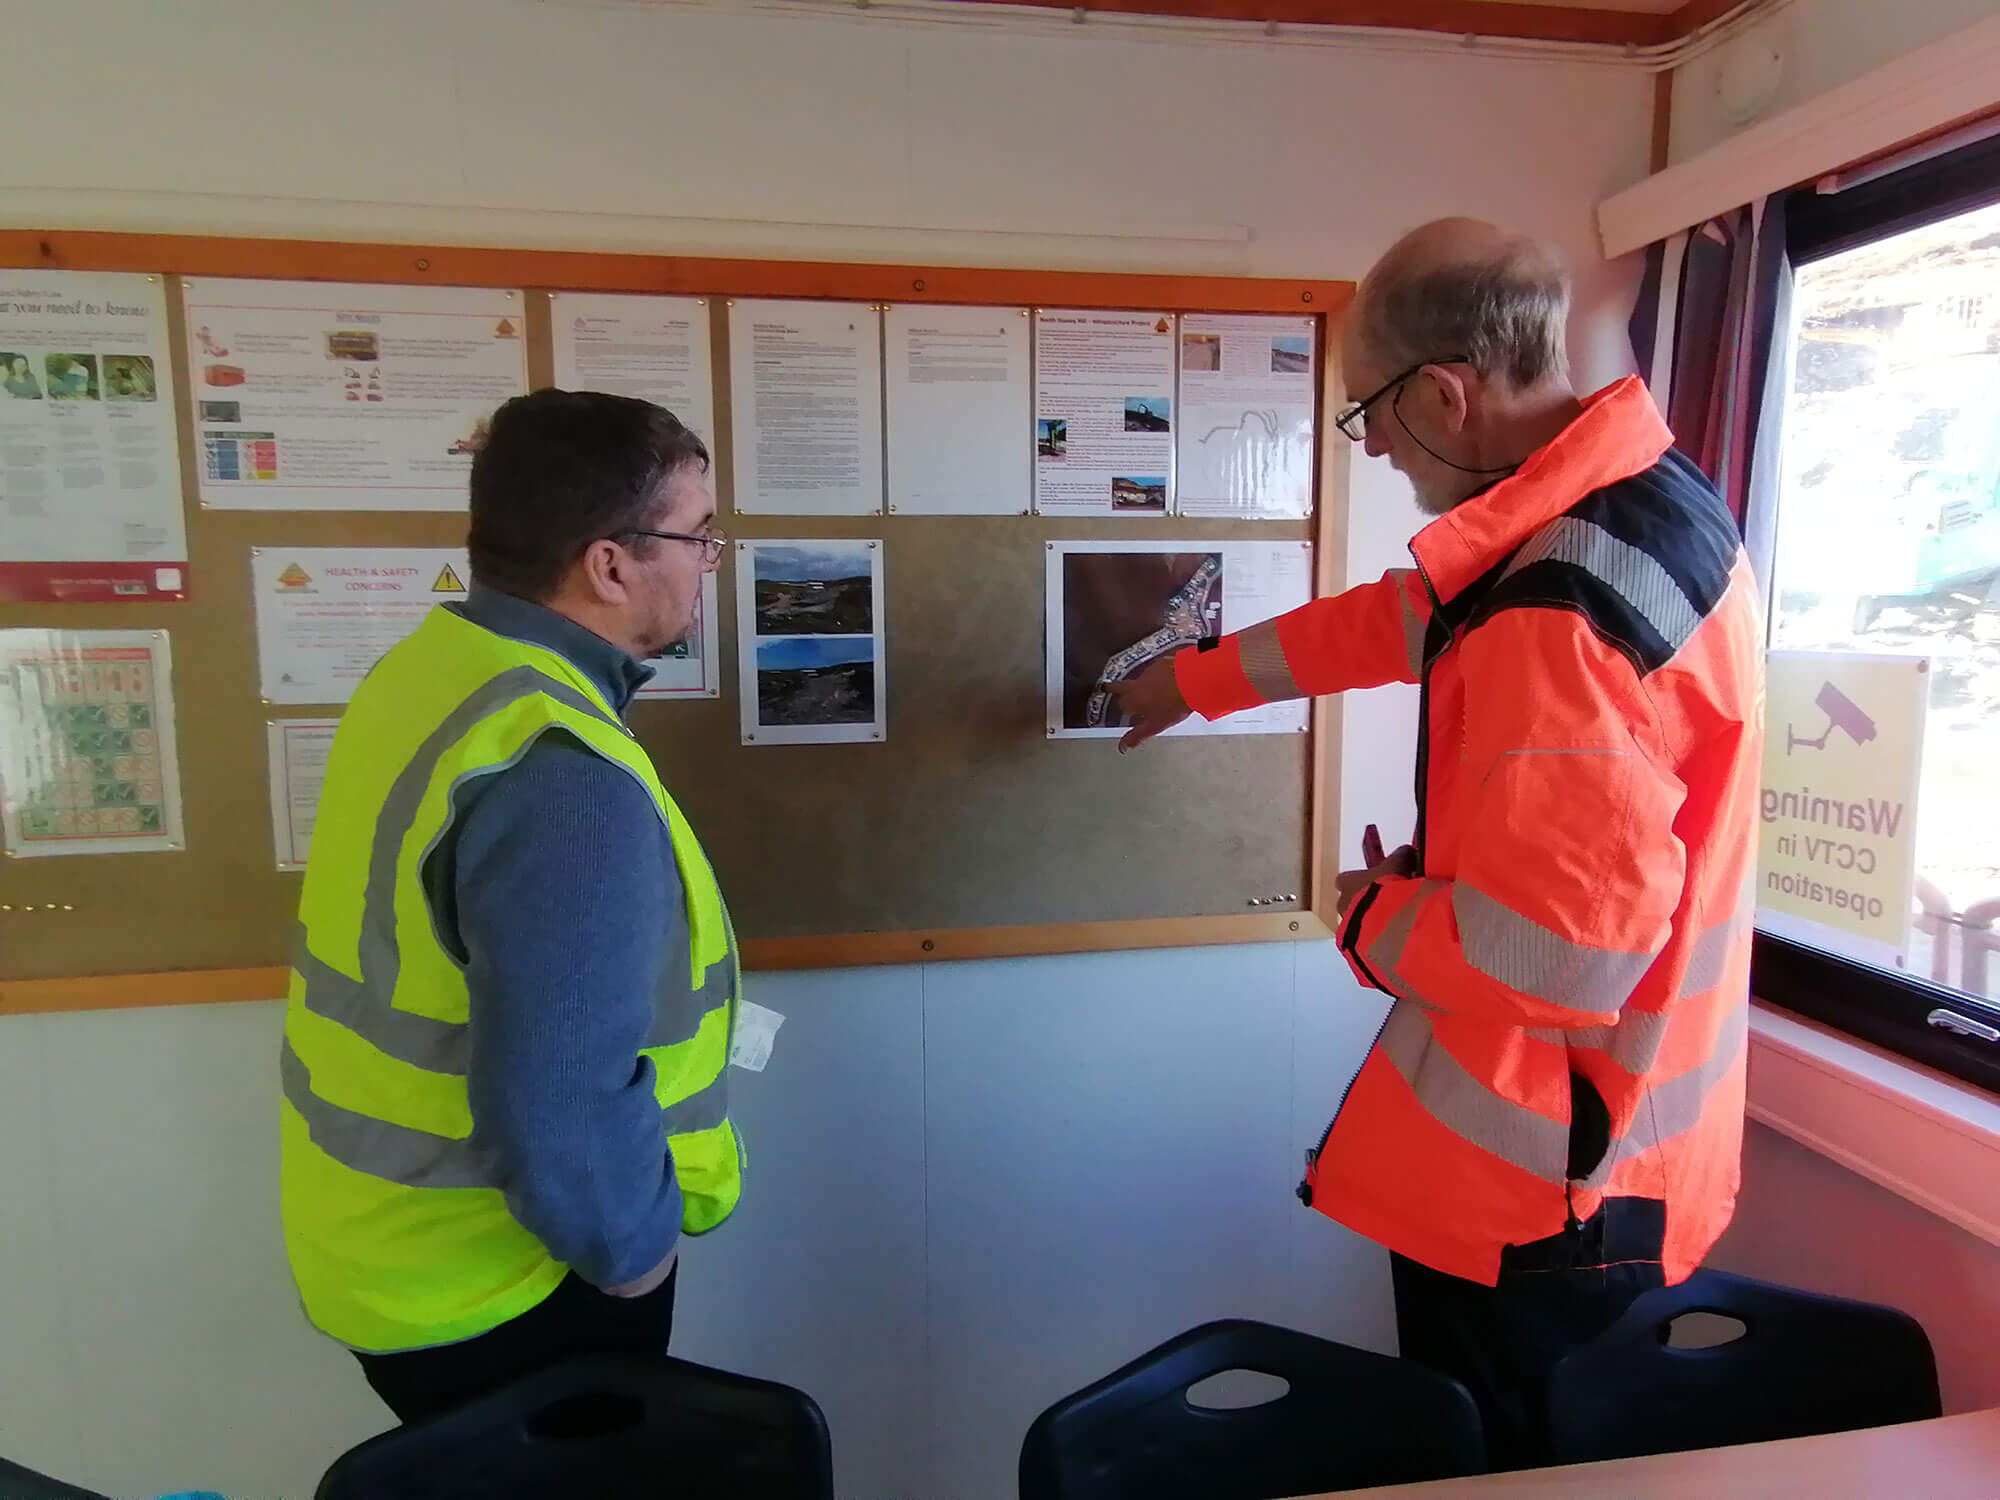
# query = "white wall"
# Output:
<box><xmin>0</xmin><ymin>3</ymin><xmax>1660</xmax><ymax>1496</ymax></box>
<box><xmin>1669</xmin><ymin>0</ymin><xmax>2000</xmax><ymax>166</ymax></box>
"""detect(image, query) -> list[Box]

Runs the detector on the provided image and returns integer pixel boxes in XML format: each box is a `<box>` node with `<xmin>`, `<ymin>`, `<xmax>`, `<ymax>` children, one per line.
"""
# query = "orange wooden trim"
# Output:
<box><xmin>1650</xmin><ymin>70</ymin><xmax>1676</xmax><ymax>175</ymax></box>
<box><xmin>0</xmin><ymin>916</ymin><xmax>1331</xmax><ymax>1014</ymax></box>
<box><xmin>1309</xmin><ymin>318</ymin><xmax>1349</xmax><ymax>931</ymax></box>
<box><xmin>3</xmin><ymin>230</ymin><xmax>1351</xmax><ymax>318</ymax></box>
<box><xmin>1</xmin><ymin>966</ymin><xmax>290</xmax><ymax>1017</ymax></box>
<box><xmin>743</xmin><ymin>912</ymin><xmax>1333</xmax><ymax>970</ymax></box>
<box><xmin>940</xmin><ymin>0</ymin><xmax>1675</xmax><ymax>47</ymax></box>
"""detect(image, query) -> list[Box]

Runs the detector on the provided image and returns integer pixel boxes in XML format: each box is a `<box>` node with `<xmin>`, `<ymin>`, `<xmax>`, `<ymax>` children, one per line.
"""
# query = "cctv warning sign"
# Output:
<box><xmin>1757</xmin><ymin>651</ymin><xmax>1929</xmax><ymax>964</ymax></box>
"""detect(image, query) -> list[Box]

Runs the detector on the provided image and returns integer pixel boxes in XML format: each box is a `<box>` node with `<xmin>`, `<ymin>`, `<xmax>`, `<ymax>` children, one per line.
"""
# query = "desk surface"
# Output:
<box><xmin>1317</xmin><ymin>1409</ymin><xmax>2000</xmax><ymax>1499</ymax></box>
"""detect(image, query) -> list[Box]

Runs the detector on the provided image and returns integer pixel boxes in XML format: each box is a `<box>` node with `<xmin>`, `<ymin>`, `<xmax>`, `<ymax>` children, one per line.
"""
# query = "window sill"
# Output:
<box><xmin>1748</xmin><ymin>1001</ymin><xmax>2000</xmax><ymax>1249</ymax></box>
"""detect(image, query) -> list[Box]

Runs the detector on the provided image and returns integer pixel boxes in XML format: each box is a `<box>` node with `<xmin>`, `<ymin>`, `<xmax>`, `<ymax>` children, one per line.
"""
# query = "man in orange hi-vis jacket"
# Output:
<box><xmin>1112</xmin><ymin>219</ymin><xmax>1762</xmax><ymax>1469</ymax></box>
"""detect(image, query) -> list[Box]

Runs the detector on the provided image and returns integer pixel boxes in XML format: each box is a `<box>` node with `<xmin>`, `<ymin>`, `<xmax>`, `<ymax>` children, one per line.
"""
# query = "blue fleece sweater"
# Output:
<box><xmin>419</xmin><ymin>585</ymin><xmax>689</xmax><ymax>1290</ymax></box>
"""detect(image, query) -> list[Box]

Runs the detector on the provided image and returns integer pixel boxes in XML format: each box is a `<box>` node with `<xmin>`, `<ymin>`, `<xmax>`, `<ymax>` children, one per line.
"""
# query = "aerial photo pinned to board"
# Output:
<box><xmin>1047</xmin><ymin>541</ymin><xmax>1315</xmax><ymax>739</ymax></box>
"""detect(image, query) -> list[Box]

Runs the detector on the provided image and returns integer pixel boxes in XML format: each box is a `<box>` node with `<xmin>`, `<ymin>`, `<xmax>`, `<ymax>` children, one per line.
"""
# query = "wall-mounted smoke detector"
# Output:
<box><xmin>1715</xmin><ymin>26</ymin><xmax>1786</xmax><ymax>127</ymax></box>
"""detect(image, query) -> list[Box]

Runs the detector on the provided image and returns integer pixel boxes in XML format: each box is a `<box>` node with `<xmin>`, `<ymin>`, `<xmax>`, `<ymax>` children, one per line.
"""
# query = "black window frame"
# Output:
<box><xmin>1751</xmin><ymin>127</ymin><xmax>2000</xmax><ymax>1096</ymax></box>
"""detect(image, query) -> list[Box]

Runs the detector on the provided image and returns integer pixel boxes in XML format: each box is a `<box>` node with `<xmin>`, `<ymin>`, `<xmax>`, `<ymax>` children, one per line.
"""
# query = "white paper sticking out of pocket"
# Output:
<box><xmin>729</xmin><ymin>1000</ymin><xmax>786</xmax><ymax>1073</ymax></box>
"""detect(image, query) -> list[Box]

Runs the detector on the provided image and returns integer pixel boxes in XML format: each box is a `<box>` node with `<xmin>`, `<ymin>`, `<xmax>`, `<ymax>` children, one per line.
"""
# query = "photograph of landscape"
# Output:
<box><xmin>757</xmin><ymin>637</ymin><xmax>876</xmax><ymax>727</ymax></box>
<box><xmin>1110</xmin><ymin>475</ymin><xmax>1168</xmax><ymax>512</ymax></box>
<box><xmin>752</xmin><ymin>542</ymin><xmax>874</xmax><ymax>635</ymax></box>
<box><xmin>1271</xmin><ymin>335</ymin><xmax>1312</xmax><ymax>374</ymax></box>
<box><xmin>1123</xmin><ymin>395</ymin><xmax>1172</xmax><ymax>432</ymax></box>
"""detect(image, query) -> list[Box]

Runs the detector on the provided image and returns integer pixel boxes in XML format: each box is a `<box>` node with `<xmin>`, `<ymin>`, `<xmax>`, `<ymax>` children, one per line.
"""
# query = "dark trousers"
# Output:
<box><xmin>1391</xmin><ymin>1199</ymin><xmax>1666</xmax><ymax>1471</ymax></box>
<box><xmin>354</xmin><ymin>1267</ymin><xmax>678</xmax><ymax>1425</ymax></box>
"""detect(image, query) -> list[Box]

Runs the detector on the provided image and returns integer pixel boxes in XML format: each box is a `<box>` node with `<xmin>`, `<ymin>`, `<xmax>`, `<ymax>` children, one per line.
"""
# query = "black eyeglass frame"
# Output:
<box><xmin>1334</xmin><ymin>355</ymin><xmax>1473</xmax><ymax>441</ymax></box>
<box><xmin>615</xmin><ymin>528</ymin><xmax>729</xmax><ymax>565</ymax></box>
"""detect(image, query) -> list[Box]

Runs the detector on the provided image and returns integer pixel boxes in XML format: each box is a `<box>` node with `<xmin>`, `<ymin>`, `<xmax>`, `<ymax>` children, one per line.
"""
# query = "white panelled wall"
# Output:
<box><xmin>0</xmin><ymin>2</ymin><xmax>1672</xmax><ymax>1496</ymax></box>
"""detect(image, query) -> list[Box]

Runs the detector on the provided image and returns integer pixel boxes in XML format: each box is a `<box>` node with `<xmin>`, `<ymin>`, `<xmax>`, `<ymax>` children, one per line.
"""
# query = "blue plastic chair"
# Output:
<box><xmin>1020</xmin><ymin>1318</ymin><xmax>1486</xmax><ymax>1500</ymax></box>
<box><xmin>1548</xmin><ymin>1269</ymin><xmax>1942</xmax><ymax>1464</ymax></box>
<box><xmin>316</xmin><ymin>1353</ymin><xmax>832</xmax><ymax>1499</ymax></box>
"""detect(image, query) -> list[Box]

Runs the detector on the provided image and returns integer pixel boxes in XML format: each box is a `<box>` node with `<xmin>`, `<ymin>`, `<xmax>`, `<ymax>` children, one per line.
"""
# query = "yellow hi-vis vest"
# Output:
<box><xmin>279</xmin><ymin>606</ymin><xmax>741</xmax><ymax>1353</ymax></box>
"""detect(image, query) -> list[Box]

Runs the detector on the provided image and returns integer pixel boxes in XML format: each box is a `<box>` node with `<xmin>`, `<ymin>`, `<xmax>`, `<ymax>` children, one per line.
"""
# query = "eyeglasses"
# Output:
<box><xmin>1334</xmin><ymin>356</ymin><xmax>1472</xmax><ymax>442</ymax></box>
<box><xmin>617</xmin><ymin>528</ymin><xmax>729</xmax><ymax>565</ymax></box>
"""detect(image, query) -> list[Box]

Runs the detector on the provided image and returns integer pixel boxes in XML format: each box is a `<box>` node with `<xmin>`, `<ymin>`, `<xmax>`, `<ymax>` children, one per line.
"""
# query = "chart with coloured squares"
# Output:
<box><xmin>0</xmin><ymin>631</ymin><xmax>184</xmax><ymax>857</ymax></box>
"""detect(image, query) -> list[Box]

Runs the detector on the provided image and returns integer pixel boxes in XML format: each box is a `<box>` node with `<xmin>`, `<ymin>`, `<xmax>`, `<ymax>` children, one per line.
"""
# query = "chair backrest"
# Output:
<box><xmin>315</xmin><ymin>1354</ymin><xmax>832</xmax><ymax>1500</ymax></box>
<box><xmin>0</xmin><ymin>1456</ymin><xmax>113</xmax><ymax>1500</ymax></box>
<box><xmin>1019</xmin><ymin>1318</ymin><xmax>1485</xmax><ymax>1500</ymax></box>
<box><xmin>1547</xmin><ymin>1269</ymin><xmax>1942</xmax><ymax>1465</ymax></box>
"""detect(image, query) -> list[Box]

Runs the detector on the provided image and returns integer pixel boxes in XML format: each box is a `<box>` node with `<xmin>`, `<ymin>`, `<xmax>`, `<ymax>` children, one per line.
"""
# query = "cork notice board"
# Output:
<box><xmin>0</xmin><ymin>231</ymin><xmax>1353</xmax><ymax>1013</ymax></box>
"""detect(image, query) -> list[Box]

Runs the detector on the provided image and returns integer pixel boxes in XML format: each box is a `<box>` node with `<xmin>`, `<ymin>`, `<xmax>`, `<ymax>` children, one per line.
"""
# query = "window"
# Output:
<box><xmin>1754</xmin><ymin>133</ymin><xmax>2000</xmax><ymax>1093</ymax></box>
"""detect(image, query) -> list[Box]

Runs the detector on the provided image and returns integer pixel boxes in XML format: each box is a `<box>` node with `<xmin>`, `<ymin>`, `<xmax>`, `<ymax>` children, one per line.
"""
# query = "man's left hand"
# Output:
<box><xmin>1334</xmin><ymin>844</ymin><xmax>1418</xmax><ymax>919</ymax></box>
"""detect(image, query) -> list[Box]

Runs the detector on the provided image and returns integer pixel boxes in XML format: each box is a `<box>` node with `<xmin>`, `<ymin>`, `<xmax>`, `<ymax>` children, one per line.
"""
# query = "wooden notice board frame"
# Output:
<box><xmin>0</xmin><ymin>229</ymin><xmax>1354</xmax><ymax>1016</ymax></box>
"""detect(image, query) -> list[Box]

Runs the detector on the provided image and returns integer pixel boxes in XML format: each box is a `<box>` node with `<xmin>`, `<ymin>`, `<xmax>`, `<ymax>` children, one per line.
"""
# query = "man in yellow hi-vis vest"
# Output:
<box><xmin>280</xmin><ymin>390</ymin><xmax>740</xmax><ymax>1422</ymax></box>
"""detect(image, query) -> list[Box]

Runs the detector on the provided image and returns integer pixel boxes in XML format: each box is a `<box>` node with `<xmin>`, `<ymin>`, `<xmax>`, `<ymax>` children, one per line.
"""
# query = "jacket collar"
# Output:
<box><xmin>449</xmin><ymin>583</ymin><xmax>654</xmax><ymax>714</ymax></box>
<box><xmin>1407</xmin><ymin>376</ymin><xmax>1674</xmax><ymax>604</ymax></box>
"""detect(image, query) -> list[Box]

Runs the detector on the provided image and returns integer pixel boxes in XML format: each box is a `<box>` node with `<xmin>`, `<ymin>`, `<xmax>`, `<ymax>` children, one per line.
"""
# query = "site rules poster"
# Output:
<box><xmin>1757</xmin><ymin>650</ymin><xmax>1928</xmax><ymax>968</ymax></box>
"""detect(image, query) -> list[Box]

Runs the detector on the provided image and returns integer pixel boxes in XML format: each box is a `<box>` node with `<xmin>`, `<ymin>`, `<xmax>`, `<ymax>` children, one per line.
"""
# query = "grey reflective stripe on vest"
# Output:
<box><xmin>1502</xmin><ymin>516</ymin><xmax>1703</xmax><ymax>654</ymax></box>
<box><xmin>642</xmin><ymin>849</ymin><xmax>738</xmax><ymax>1052</ymax></box>
<box><xmin>293</xmin><ymin>924</ymin><xmax>468</xmax><ymax>1076</ymax></box>
<box><xmin>297</xmin><ymin>667</ymin><xmax>628</xmax><ymax>1076</ymax></box>
<box><xmin>1379</xmin><ymin>998</ymin><xmax>1747</xmax><ymax>1189</ymax></box>
<box><xmin>1578</xmin><ymin>1000</ymin><xmax>1749</xmax><ymax>1189</ymax></box>
<box><xmin>1364</xmin><ymin>880</ymin><xmax>1440</xmax><ymax>1010</ymax></box>
<box><xmin>1524</xmin><ymin>872</ymin><xmax>1754</xmax><ymax>1068</ymax></box>
<box><xmin>1236</xmin><ymin>617</ymin><xmax>1304</xmax><ymax>702</ymax></box>
<box><xmin>282</xmin><ymin>1036</ymin><xmax>494</xmax><ymax>1190</ymax></box>
<box><xmin>1676</xmin><ymin>870</ymin><xmax>1757</xmax><ymax>1002</ymax></box>
<box><xmin>1452</xmin><ymin>883</ymin><xmax>1654</xmax><ymax>1016</ymax></box>
<box><xmin>1377</xmin><ymin>1002</ymin><xmax>1571</xmax><ymax>1183</ymax></box>
<box><xmin>660</xmin><ymin>1071</ymin><xmax>729</xmax><ymax>1138</ymax></box>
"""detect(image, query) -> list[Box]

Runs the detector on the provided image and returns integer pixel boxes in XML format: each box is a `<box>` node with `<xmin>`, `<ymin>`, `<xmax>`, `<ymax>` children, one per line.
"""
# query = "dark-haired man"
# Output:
<box><xmin>280</xmin><ymin>389</ymin><xmax>740</xmax><ymax>1422</ymax></box>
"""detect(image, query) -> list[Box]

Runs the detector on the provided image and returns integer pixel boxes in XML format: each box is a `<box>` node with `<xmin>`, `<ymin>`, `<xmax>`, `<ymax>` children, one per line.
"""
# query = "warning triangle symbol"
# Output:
<box><xmin>432</xmin><ymin>563</ymin><xmax>466</xmax><ymax>593</ymax></box>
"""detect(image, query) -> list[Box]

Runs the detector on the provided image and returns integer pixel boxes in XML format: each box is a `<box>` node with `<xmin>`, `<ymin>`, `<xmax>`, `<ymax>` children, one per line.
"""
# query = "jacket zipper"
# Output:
<box><xmin>1300</xmin><ymin>554</ymin><xmax>1447</xmax><ymax>1209</ymax></box>
<box><xmin>1407</xmin><ymin>554</ymin><xmax>1445</xmax><ymax>870</ymax></box>
<box><xmin>1299</xmin><ymin>1004</ymin><xmax>1393</xmax><ymax>1208</ymax></box>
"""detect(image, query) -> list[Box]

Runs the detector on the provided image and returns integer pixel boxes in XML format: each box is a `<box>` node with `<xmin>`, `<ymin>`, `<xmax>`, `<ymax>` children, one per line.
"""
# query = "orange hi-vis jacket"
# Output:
<box><xmin>1175</xmin><ymin>378</ymin><xmax>1764</xmax><ymax>1287</ymax></box>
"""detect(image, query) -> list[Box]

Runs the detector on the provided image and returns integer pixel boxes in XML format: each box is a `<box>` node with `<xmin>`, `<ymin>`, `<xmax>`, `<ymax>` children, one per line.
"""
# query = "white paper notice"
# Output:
<box><xmin>0</xmin><ymin>628</ymin><xmax>184</xmax><ymax>857</ymax></box>
<box><xmin>266</xmin><ymin>718</ymin><xmax>338</xmax><ymax>870</ymax></box>
<box><xmin>737</xmin><ymin>539</ymin><xmax>886</xmax><ymax>746</ymax></box>
<box><xmin>634</xmin><ymin>572</ymin><xmax>721</xmax><ymax>701</ymax></box>
<box><xmin>729</xmin><ymin>300</ymin><xmax>883</xmax><ymax>515</ymax></box>
<box><xmin>1034</xmin><ymin>310</ymin><xmax>1176</xmax><ymax>517</ymax></box>
<box><xmin>1176</xmin><ymin>314</ymin><xmax>1317</xmax><ymax>519</ymax></box>
<box><xmin>728</xmin><ymin>999</ymin><xmax>787</xmax><ymax>1073</ymax></box>
<box><xmin>551</xmin><ymin>293</ymin><xmax>716</xmax><ymax>449</ymax></box>
<box><xmin>0</xmin><ymin>271</ymin><xmax>188</xmax><ymax>602</ymax></box>
<box><xmin>1046</xmin><ymin>540</ymin><xmax>1312</xmax><ymax>738</ymax></box>
<box><xmin>253</xmin><ymin>547</ymin><xmax>469</xmax><ymax>704</ymax></box>
<box><xmin>181</xmin><ymin>279</ymin><xmax>527</xmax><ymax>512</ymax></box>
<box><xmin>885</xmin><ymin>304</ymin><xmax>1030</xmax><ymax>515</ymax></box>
